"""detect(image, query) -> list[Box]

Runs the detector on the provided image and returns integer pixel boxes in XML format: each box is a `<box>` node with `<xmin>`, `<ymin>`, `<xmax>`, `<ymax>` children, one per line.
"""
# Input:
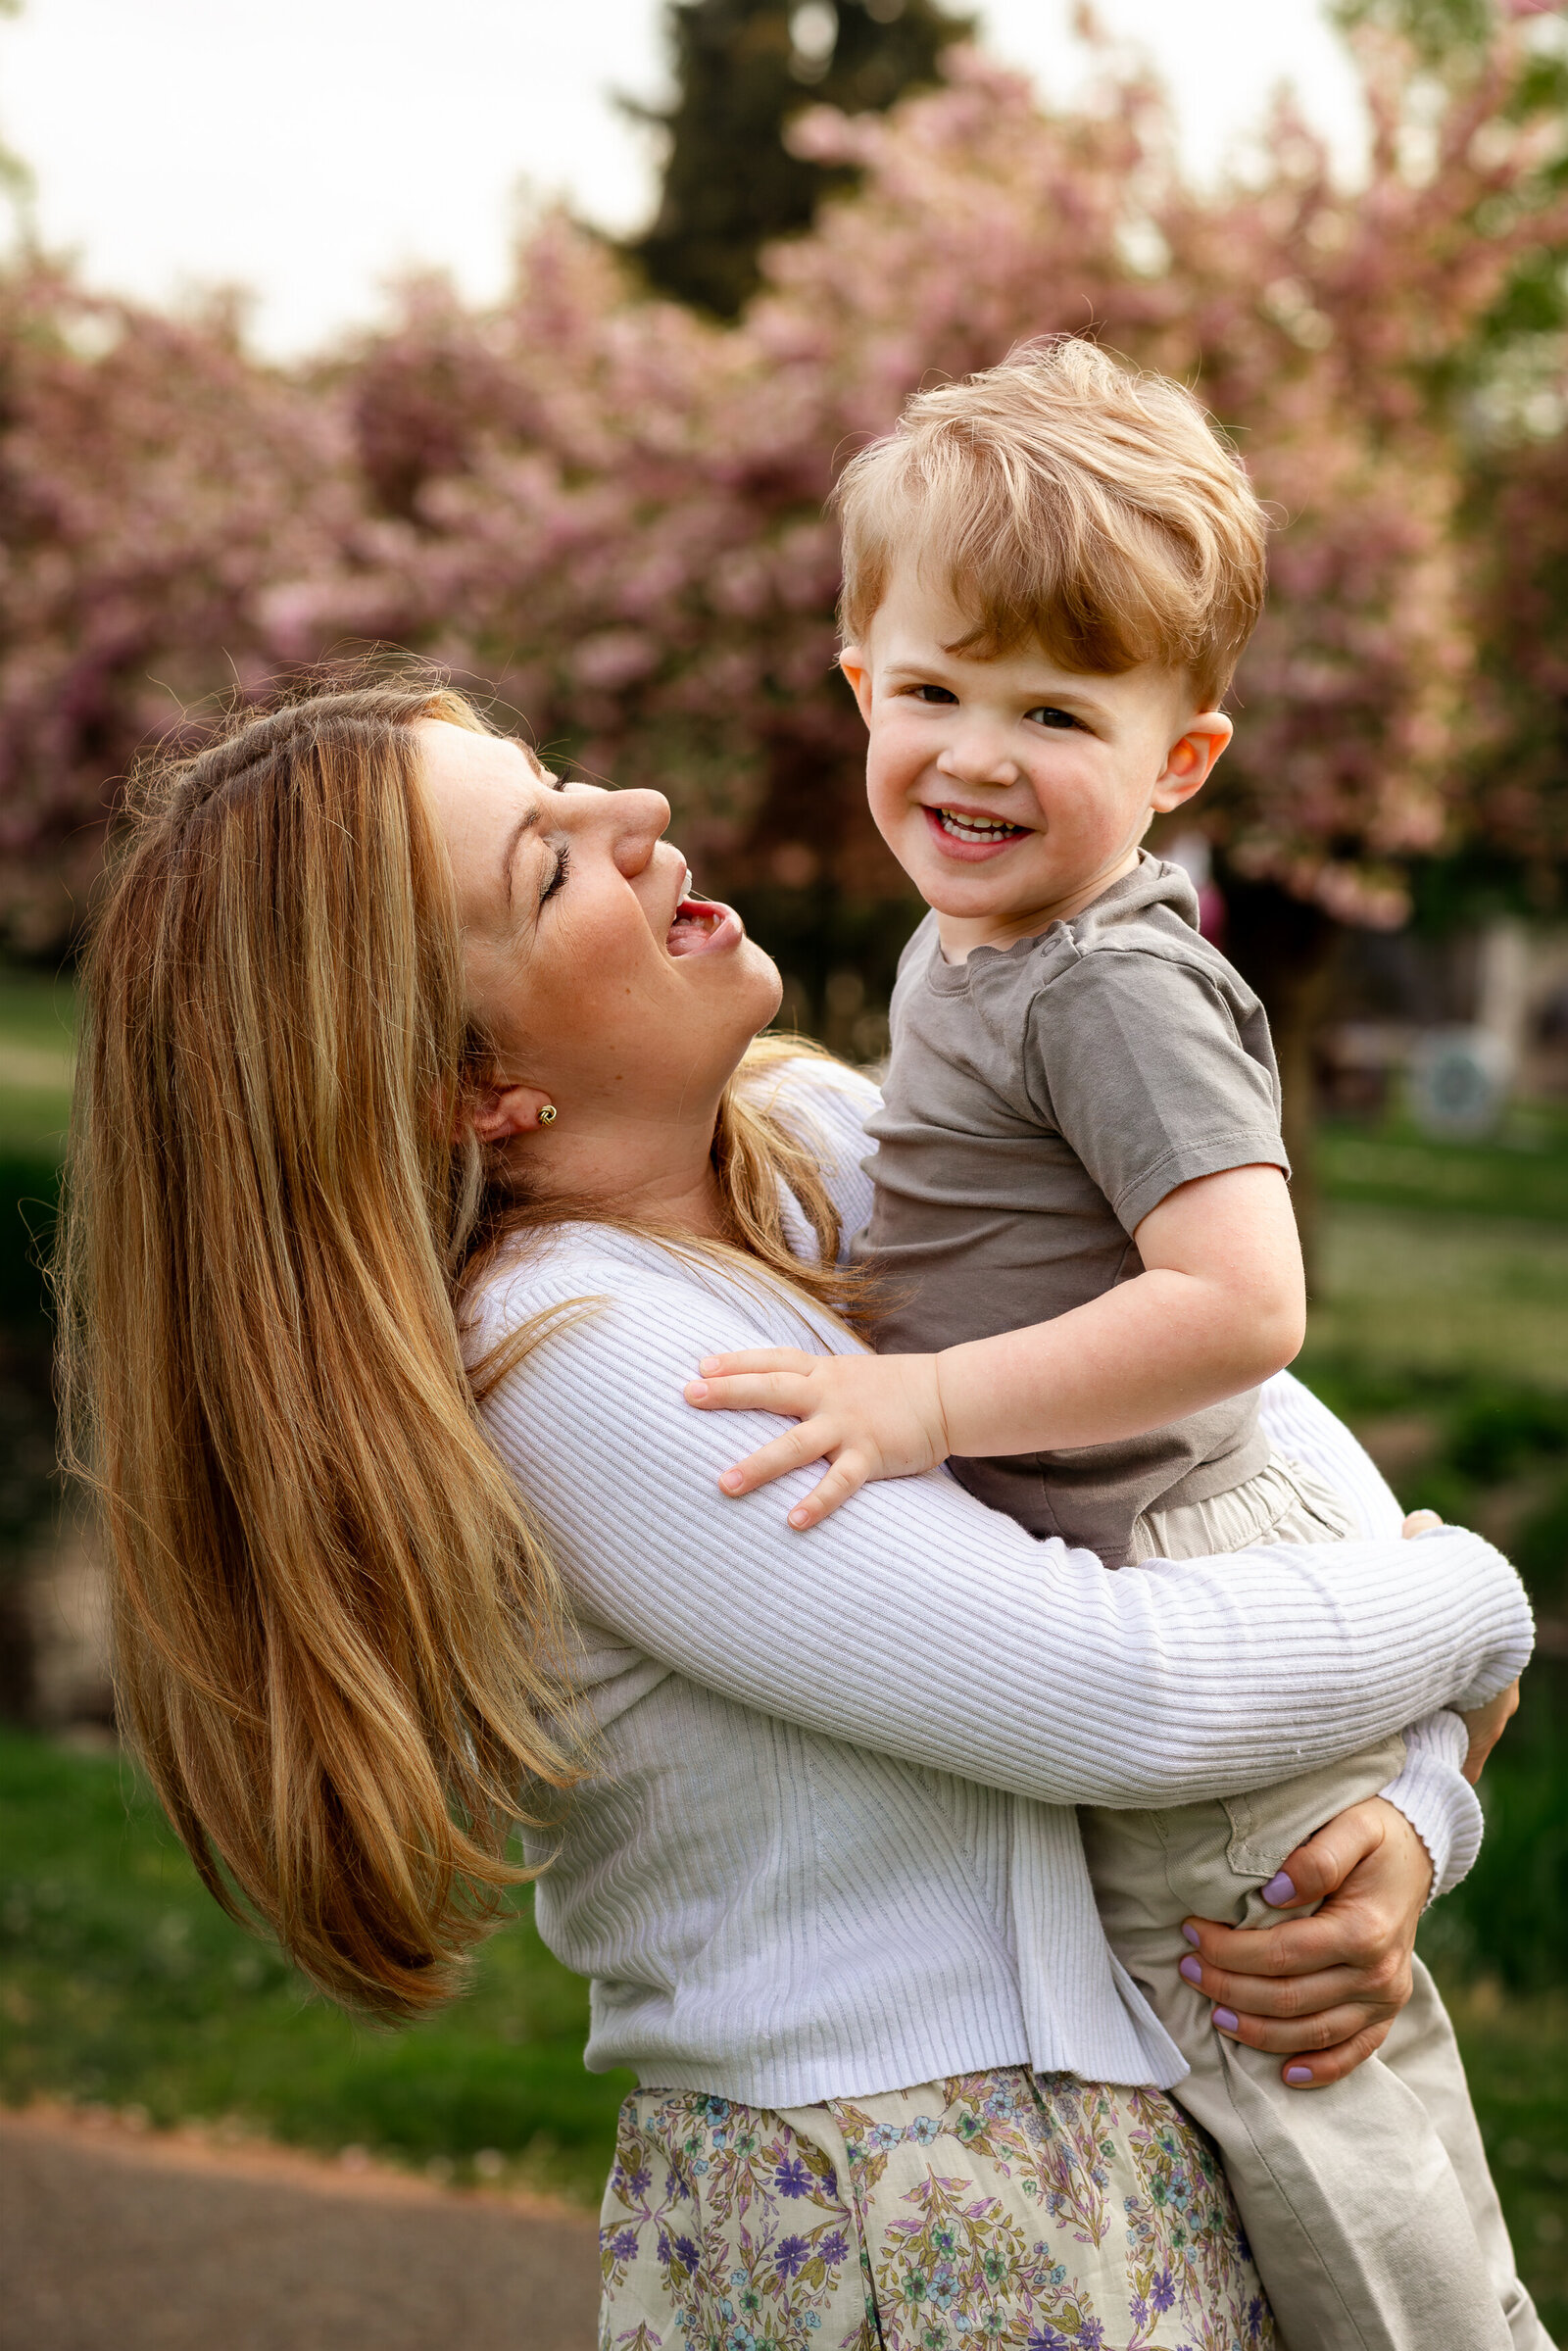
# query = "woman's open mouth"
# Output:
<box><xmin>922</xmin><ymin>805</ymin><xmax>1032</xmax><ymax>861</ymax></box>
<box><xmin>665</xmin><ymin>894</ymin><xmax>745</xmax><ymax>956</ymax></box>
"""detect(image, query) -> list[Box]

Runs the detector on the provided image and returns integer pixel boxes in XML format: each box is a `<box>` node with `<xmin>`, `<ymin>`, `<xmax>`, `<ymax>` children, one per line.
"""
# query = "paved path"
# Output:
<box><xmin>0</xmin><ymin>2110</ymin><xmax>601</xmax><ymax>2351</ymax></box>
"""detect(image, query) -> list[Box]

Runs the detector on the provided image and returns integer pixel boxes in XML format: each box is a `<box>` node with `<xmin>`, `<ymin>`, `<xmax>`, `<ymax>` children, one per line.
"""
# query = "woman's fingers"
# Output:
<box><xmin>1273</xmin><ymin>2018</ymin><xmax>1395</xmax><ymax>2087</ymax></box>
<box><xmin>1457</xmin><ymin>1678</ymin><xmax>1520</xmax><ymax>1784</ymax></box>
<box><xmin>1207</xmin><ymin>1988</ymin><xmax>1391</xmax><ymax>2057</ymax></box>
<box><xmin>1180</xmin><ymin>1908</ymin><xmax>1379</xmax><ymax>1984</ymax></box>
<box><xmin>1218</xmin><ymin>1999</ymin><xmax>1395</xmax><ymax>2085</ymax></box>
<box><xmin>1251</xmin><ymin>1804</ymin><xmax>1384</xmax><ymax>1912</ymax></box>
<box><xmin>1179</xmin><ymin>1943</ymin><xmax>1395</xmax><ymax>2032</ymax></box>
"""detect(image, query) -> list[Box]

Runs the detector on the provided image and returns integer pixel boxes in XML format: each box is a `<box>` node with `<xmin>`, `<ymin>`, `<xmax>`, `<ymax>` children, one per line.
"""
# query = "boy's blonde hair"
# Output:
<box><xmin>834</xmin><ymin>339</ymin><xmax>1269</xmax><ymax>709</ymax></box>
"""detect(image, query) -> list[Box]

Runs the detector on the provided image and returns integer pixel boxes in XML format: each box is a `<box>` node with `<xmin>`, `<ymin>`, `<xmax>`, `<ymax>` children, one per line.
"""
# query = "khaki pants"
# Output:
<box><xmin>1078</xmin><ymin>1456</ymin><xmax>1551</xmax><ymax>2351</ymax></box>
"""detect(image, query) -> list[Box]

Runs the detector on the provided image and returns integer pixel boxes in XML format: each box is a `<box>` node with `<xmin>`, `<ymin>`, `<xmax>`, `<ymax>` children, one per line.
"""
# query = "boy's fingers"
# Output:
<box><xmin>786</xmin><ymin>1458</ymin><xmax>869</xmax><ymax>1530</ymax></box>
<box><xmin>715</xmin><ymin>1423</ymin><xmax>832</xmax><ymax>1495</ymax></box>
<box><xmin>685</xmin><ymin>1373</ymin><xmax>813</xmax><ymax>1415</ymax></box>
<box><xmin>697</xmin><ymin>1348</ymin><xmax>814</xmax><ymax>1378</ymax></box>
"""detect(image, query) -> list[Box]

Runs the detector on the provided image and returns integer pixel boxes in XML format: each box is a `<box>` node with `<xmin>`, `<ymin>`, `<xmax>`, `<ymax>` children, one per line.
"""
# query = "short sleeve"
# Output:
<box><xmin>1028</xmin><ymin>949</ymin><xmax>1288</xmax><ymax>1235</ymax></box>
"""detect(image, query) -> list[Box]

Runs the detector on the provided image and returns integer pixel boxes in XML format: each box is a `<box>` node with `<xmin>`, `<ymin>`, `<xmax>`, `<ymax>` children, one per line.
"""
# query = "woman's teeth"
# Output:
<box><xmin>934</xmin><ymin>808</ymin><xmax>1028</xmax><ymax>842</ymax></box>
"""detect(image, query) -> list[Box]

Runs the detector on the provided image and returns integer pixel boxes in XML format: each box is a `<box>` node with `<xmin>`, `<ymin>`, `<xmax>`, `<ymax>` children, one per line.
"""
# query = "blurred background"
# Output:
<box><xmin>0</xmin><ymin>0</ymin><xmax>1564</xmax><ymax>2336</ymax></box>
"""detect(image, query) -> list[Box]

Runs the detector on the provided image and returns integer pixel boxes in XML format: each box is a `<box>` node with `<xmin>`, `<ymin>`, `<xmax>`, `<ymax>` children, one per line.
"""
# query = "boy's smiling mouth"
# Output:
<box><xmin>923</xmin><ymin>803</ymin><xmax>1034</xmax><ymax>859</ymax></box>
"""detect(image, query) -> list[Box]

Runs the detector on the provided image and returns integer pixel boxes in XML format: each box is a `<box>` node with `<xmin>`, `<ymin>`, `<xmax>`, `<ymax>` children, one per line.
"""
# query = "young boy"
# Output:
<box><xmin>686</xmin><ymin>343</ymin><xmax>1543</xmax><ymax>2351</ymax></box>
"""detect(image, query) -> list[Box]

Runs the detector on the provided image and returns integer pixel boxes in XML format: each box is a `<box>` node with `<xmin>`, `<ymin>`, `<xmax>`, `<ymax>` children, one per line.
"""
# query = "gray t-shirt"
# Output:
<box><xmin>853</xmin><ymin>854</ymin><xmax>1290</xmax><ymax>1567</ymax></box>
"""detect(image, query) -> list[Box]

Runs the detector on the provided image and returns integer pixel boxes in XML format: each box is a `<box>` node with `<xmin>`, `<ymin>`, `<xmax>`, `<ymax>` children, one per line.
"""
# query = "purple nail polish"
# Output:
<box><xmin>1285</xmin><ymin>2065</ymin><xmax>1313</xmax><ymax>2085</ymax></box>
<box><xmin>1181</xmin><ymin>1924</ymin><xmax>1200</xmax><ymax>1947</ymax></box>
<box><xmin>1179</xmin><ymin>1955</ymin><xmax>1203</xmax><ymax>1986</ymax></box>
<box><xmin>1261</xmin><ymin>1872</ymin><xmax>1297</xmax><ymax>1906</ymax></box>
<box><xmin>1212</xmin><ymin>2007</ymin><xmax>1240</xmax><ymax>2033</ymax></box>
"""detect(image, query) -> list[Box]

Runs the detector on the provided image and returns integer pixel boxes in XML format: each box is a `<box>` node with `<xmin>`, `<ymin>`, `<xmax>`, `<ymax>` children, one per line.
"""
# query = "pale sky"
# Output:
<box><xmin>1</xmin><ymin>0</ymin><xmax>1369</xmax><ymax>357</ymax></box>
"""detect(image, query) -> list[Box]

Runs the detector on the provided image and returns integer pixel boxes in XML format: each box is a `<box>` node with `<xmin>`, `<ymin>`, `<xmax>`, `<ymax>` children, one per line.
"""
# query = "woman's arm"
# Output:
<box><xmin>478</xmin><ymin>1254</ymin><xmax>1533</xmax><ymax>1811</ymax></box>
<box><xmin>1255</xmin><ymin>1373</ymin><xmax>1492</xmax><ymax>1893</ymax></box>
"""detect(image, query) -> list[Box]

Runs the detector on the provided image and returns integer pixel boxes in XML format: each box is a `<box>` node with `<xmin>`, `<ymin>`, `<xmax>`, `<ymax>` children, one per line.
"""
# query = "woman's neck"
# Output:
<box><xmin>499</xmin><ymin>1111</ymin><xmax>731</xmax><ymax>1242</ymax></box>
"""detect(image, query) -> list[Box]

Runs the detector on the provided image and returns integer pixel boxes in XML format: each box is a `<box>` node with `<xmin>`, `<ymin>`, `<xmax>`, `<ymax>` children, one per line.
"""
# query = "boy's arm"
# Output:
<box><xmin>685</xmin><ymin>1161</ymin><xmax>1306</xmax><ymax>1529</ymax></box>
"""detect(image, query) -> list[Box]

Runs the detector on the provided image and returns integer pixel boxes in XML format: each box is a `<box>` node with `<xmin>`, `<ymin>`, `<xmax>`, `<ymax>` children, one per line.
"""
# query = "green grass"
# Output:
<box><xmin>0</xmin><ymin>969</ymin><xmax>1562</xmax><ymax>2306</ymax></box>
<box><xmin>1414</xmin><ymin>1655</ymin><xmax>1568</xmax><ymax>2001</ymax></box>
<box><xmin>1319</xmin><ymin>1103</ymin><xmax>1568</xmax><ymax>1224</ymax></box>
<box><xmin>1437</xmin><ymin>1977</ymin><xmax>1568</xmax><ymax>2338</ymax></box>
<box><xmin>1304</xmin><ymin>1202</ymin><xmax>1568</xmax><ymax>1392</ymax></box>
<box><xmin>0</xmin><ymin>1727</ymin><xmax>632</xmax><ymax>2205</ymax></box>
<box><xmin>0</xmin><ymin>1718</ymin><xmax>1562</xmax><ymax>2326</ymax></box>
<box><xmin>0</xmin><ymin>971</ymin><xmax>74</xmax><ymax>1160</ymax></box>
<box><xmin>1296</xmin><ymin>1358</ymin><xmax>1568</xmax><ymax>1618</ymax></box>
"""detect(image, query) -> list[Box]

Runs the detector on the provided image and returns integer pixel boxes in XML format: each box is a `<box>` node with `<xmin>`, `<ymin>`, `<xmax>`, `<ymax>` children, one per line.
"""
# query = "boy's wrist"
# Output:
<box><xmin>927</xmin><ymin>1351</ymin><xmax>957</xmax><ymax>1464</ymax></box>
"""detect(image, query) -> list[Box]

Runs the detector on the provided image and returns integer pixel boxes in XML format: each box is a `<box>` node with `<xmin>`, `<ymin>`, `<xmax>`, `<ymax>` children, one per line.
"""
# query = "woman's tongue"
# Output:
<box><xmin>666</xmin><ymin>900</ymin><xmax>719</xmax><ymax>956</ymax></box>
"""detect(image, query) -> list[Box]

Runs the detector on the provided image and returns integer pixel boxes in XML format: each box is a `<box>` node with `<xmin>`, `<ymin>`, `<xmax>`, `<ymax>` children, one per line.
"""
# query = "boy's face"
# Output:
<box><xmin>842</xmin><ymin>560</ymin><xmax>1232</xmax><ymax>960</ymax></box>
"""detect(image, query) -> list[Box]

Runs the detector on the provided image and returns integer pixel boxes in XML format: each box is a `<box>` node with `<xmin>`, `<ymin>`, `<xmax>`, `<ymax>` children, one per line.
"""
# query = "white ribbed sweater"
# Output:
<box><xmin>474</xmin><ymin>1060</ymin><xmax>1532</xmax><ymax>2101</ymax></box>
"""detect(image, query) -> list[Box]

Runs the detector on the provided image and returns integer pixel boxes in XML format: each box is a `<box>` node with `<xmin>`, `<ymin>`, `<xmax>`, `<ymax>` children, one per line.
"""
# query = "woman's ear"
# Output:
<box><xmin>468</xmin><ymin>1083</ymin><xmax>559</xmax><ymax>1144</ymax></box>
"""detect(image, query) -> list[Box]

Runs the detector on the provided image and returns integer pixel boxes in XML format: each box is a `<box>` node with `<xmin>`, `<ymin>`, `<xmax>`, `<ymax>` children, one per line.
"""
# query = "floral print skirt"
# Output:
<box><xmin>599</xmin><ymin>2066</ymin><xmax>1274</xmax><ymax>2351</ymax></box>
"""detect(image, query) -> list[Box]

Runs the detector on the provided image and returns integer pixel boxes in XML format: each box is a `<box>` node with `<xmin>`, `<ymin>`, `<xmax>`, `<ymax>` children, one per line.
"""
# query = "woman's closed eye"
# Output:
<box><xmin>539</xmin><ymin>840</ymin><xmax>571</xmax><ymax>904</ymax></box>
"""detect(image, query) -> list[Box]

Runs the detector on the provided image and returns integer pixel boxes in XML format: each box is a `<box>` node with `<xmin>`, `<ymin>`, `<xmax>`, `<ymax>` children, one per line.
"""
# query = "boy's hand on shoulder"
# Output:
<box><xmin>684</xmin><ymin>1348</ymin><xmax>951</xmax><ymax>1529</ymax></box>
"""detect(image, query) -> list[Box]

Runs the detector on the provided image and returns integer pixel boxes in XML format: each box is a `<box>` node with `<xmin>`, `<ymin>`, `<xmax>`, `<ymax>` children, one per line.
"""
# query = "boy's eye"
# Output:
<box><xmin>910</xmin><ymin>684</ymin><xmax>958</xmax><ymax>705</ymax></box>
<box><xmin>1025</xmin><ymin>706</ymin><xmax>1083</xmax><ymax>731</ymax></box>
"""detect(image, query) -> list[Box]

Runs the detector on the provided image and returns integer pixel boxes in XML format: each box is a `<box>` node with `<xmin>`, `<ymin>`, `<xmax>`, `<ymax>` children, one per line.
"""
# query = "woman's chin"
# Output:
<box><xmin>720</xmin><ymin>938</ymin><xmax>785</xmax><ymax>1039</ymax></box>
<box><xmin>740</xmin><ymin>941</ymin><xmax>785</xmax><ymax>1027</ymax></box>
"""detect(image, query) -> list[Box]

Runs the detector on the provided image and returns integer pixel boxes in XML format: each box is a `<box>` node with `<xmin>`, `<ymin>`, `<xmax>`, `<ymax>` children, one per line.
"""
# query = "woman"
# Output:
<box><xmin>64</xmin><ymin>677</ymin><xmax>1534</xmax><ymax>2349</ymax></box>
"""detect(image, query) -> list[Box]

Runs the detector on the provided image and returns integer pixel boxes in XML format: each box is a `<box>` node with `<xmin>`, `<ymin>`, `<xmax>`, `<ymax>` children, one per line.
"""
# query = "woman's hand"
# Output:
<box><xmin>1176</xmin><ymin>1796</ymin><xmax>1432</xmax><ymax>2088</ymax></box>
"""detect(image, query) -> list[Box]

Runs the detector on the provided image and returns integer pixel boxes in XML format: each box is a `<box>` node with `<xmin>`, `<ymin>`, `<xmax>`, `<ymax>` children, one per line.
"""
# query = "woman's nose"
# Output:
<box><xmin>573</xmin><ymin>784</ymin><xmax>670</xmax><ymax>877</ymax></box>
<box><xmin>610</xmin><ymin>787</ymin><xmax>672</xmax><ymax>878</ymax></box>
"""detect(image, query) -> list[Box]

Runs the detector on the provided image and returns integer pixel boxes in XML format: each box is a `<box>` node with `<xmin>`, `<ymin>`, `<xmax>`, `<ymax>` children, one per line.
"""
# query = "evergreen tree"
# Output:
<box><xmin>629</xmin><ymin>0</ymin><xmax>972</xmax><ymax>318</ymax></box>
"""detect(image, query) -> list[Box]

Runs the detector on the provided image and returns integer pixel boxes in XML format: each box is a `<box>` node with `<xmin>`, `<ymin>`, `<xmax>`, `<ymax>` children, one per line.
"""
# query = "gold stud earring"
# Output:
<box><xmin>537</xmin><ymin>1104</ymin><xmax>558</xmax><ymax>1127</ymax></box>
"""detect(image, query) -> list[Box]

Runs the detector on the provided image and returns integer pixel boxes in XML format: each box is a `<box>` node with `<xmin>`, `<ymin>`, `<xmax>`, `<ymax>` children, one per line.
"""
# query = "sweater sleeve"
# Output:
<box><xmin>1380</xmin><ymin>1709</ymin><xmax>1484</xmax><ymax>1900</ymax></box>
<box><xmin>1255</xmin><ymin>1371</ymin><xmax>1489</xmax><ymax>1896</ymax></box>
<box><xmin>478</xmin><ymin>1254</ymin><xmax>1534</xmax><ymax>1812</ymax></box>
<box><xmin>743</xmin><ymin>1052</ymin><xmax>880</xmax><ymax>1261</ymax></box>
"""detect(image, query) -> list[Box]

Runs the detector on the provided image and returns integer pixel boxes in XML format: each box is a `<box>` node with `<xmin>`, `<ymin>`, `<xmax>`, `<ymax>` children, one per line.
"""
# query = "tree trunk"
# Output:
<box><xmin>1218</xmin><ymin>877</ymin><xmax>1341</xmax><ymax>1300</ymax></box>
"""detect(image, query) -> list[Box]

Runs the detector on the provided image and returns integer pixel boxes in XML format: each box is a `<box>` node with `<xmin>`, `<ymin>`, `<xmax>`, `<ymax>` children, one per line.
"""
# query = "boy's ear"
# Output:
<box><xmin>838</xmin><ymin>646</ymin><xmax>874</xmax><ymax>729</ymax></box>
<box><xmin>1151</xmin><ymin>711</ymin><xmax>1233</xmax><ymax>813</ymax></box>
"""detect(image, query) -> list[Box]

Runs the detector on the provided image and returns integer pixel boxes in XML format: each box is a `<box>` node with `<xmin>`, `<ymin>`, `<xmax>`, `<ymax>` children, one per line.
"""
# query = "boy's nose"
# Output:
<box><xmin>936</xmin><ymin>737</ymin><xmax>1022</xmax><ymax>791</ymax></box>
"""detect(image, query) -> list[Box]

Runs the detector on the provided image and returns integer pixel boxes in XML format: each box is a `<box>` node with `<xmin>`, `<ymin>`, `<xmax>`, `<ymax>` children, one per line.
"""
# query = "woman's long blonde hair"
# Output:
<box><xmin>58</xmin><ymin>673</ymin><xmax>858</xmax><ymax>2017</ymax></box>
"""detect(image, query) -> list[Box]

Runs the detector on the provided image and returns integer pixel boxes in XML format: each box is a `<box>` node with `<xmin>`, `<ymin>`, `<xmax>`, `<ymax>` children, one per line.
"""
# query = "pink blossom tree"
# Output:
<box><xmin>0</xmin><ymin>267</ymin><xmax>347</xmax><ymax>945</ymax></box>
<box><xmin>3</xmin><ymin>5</ymin><xmax>1562</xmax><ymax>1096</ymax></box>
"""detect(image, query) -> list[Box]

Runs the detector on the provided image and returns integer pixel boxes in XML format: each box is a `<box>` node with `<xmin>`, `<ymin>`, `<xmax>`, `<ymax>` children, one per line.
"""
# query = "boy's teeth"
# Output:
<box><xmin>936</xmin><ymin>808</ymin><xmax>1024</xmax><ymax>839</ymax></box>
